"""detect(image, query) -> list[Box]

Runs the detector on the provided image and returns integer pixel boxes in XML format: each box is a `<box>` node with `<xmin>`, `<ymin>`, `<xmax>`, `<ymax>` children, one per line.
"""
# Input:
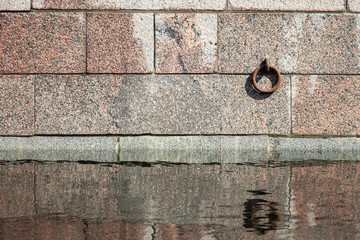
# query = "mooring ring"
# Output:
<box><xmin>252</xmin><ymin>62</ymin><xmax>281</xmax><ymax>93</ymax></box>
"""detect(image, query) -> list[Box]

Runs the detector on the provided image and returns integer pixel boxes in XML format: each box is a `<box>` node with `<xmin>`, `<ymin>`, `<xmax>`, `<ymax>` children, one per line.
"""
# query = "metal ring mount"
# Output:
<box><xmin>252</xmin><ymin>59</ymin><xmax>281</xmax><ymax>93</ymax></box>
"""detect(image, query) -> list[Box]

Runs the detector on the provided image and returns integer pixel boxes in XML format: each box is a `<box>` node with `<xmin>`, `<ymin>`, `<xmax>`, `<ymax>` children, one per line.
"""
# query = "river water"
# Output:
<box><xmin>0</xmin><ymin>160</ymin><xmax>359</xmax><ymax>239</ymax></box>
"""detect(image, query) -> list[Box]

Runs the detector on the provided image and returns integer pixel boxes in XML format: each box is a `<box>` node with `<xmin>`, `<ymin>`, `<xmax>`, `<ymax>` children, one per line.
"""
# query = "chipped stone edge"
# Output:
<box><xmin>0</xmin><ymin>136</ymin><xmax>359</xmax><ymax>163</ymax></box>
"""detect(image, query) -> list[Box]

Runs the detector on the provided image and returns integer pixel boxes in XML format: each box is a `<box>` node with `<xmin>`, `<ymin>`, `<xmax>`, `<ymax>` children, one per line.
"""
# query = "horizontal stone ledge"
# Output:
<box><xmin>0</xmin><ymin>137</ymin><xmax>118</xmax><ymax>162</ymax></box>
<box><xmin>0</xmin><ymin>136</ymin><xmax>359</xmax><ymax>163</ymax></box>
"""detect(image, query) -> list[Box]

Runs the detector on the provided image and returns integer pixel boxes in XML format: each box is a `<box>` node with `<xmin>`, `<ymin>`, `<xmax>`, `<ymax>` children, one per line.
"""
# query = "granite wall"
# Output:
<box><xmin>0</xmin><ymin>1</ymin><xmax>359</xmax><ymax>136</ymax></box>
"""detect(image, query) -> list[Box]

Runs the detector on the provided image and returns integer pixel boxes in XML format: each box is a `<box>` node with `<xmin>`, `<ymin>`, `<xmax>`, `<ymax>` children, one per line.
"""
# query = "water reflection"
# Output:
<box><xmin>0</xmin><ymin>161</ymin><xmax>359</xmax><ymax>239</ymax></box>
<box><xmin>243</xmin><ymin>199</ymin><xmax>280</xmax><ymax>235</ymax></box>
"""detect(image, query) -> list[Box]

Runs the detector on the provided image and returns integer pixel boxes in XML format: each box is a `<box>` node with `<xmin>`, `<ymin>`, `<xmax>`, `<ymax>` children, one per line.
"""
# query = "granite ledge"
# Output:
<box><xmin>0</xmin><ymin>136</ymin><xmax>359</xmax><ymax>163</ymax></box>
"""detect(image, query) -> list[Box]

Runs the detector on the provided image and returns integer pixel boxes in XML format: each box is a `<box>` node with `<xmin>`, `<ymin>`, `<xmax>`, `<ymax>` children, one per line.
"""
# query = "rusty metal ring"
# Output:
<box><xmin>252</xmin><ymin>62</ymin><xmax>281</xmax><ymax>93</ymax></box>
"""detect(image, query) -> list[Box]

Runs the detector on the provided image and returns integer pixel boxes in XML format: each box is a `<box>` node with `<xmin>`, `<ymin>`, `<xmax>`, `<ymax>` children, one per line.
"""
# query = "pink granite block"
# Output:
<box><xmin>35</xmin><ymin>75</ymin><xmax>118</xmax><ymax>135</ymax></box>
<box><xmin>0</xmin><ymin>13</ymin><xmax>85</xmax><ymax>73</ymax></box>
<box><xmin>221</xmin><ymin>75</ymin><xmax>290</xmax><ymax>135</ymax></box>
<box><xmin>32</xmin><ymin>0</ymin><xmax>226</xmax><ymax>10</ymax></box>
<box><xmin>147</xmin><ymin>75</ymin><xmax>222</xmax><ymax>134</ymax></box>
<box><xmin>35</xmin><ymin>75</ymin><xmax>153</xmax><ymax>134</ymax></box>
<box><xmin>0</xmin><ymin>76</ymin><xmax>34</xmax><ymax>135</ymax></box>
<box><xmin>229</xmin><ymin>0</ymin><xmax>345</xmax><ymax>11</ymax></box>
<box><xmin>219</xmin><ymin>14</ymin><xmax>360</xmax><ymax>74</ymax></box>
<box><xmin>155</xmin><ymin>14</ymin><xmax>217</xmax><ymax>73</ymax></box>
<box><xmin>292</xmin><ymin>75</ymin><xmax>360</xmax><ymax>135</ymax></box>
<box><xmin>35</xmin><ymin>74</ymin><xmax>289</xmax><ymax>135</ymax></box>
<box><xmin>87</xmin><ymin>13</ymin><xmax>153</xmax><ymax>73</ymax></box>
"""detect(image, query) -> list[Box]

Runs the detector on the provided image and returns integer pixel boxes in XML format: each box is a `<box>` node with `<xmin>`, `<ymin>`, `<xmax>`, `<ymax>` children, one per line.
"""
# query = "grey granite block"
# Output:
<box><xmin>0</xmin><ymin>137</ymin><xmax>118</xmax><ymax>162</ymax></box>
<box><xmin>220</xmin><ymin>136</ymin><xmax>269</xmax><ymax>163</ymax></box>
<box><xmin>119</xmin><ymin>136</ymin><xmax>221</xmax><ymax>163</ymax></box>
<box><xmin>271</xmin><ymin>137</ymin><xmax>360</xmax><ymax>161</ymax></box>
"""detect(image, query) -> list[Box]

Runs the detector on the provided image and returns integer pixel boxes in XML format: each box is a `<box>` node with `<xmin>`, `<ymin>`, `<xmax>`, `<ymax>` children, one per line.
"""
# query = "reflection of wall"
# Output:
<box><xmin>32</xmin><ymin>162</ymin><xmax>289</xmax><ymax>228</ymax></box>
<box><xmin>1</xmin><ymin>162</ymin><xmax>360</xmax><ymax>239</ymax></box>
<box><xmin>0</xmin><ymin>162</ymin><xmax>289</xmax><ymax>239</ymax></box>
<box><xmin>290</xmin><ymin>162</ymin><xmax>360</xmax><ymax>239</ymax></box>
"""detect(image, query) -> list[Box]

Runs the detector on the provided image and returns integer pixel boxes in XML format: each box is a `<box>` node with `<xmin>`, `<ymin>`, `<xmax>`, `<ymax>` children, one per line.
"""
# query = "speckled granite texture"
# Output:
<box><xmin>155</xmin><ymin>14</ymin><xmax>217</xmax><ymax>73</ymax></box>
<box><xmin>229</xmin><ymin>0</ymin><xmax>345</xmax><ymax>11</ymax></box>
<box><xmin>292</xmin><ymin>75</ymin><xmax>360</xmax><ymax>135</ymax></box>
<box><xmin>35</xmin><ymin>75</ymin><xmax>289</xmax><ymax>135</ymax></box>
<box><xmin>218</xmin><ymin>14</ymin><xmax>360</xmax><ymax>74</ymax></box>
<box><xmin>0</xmin><ymin>5</ymin><xmax>359</xmax><ymax>138</ymax></box>
<box><xmin>0</xmin><ymin>0</ymin><xmax>30</xmax><ymax>10</ymax></box>
<box><xmin>32</xmin><ymin>0</ymin><xmax>226</xmax><ymax>10</ymax></box>
<box><xmin>87</xmin><ymin>13</ymin><xmax>153</xmax><ymax>73</ymax></box>
<box><xmin>0</xmin><ymin>76</ymin><xmax>34</xmax><ymax>135</ymax></box>
<box><xmin>0</xmin><ymin>13</ymin><xmax>85</xmax><ymax>73</ymax></box>
<box><xmin>349</xmin><ymin>0</ymin><xmax>360</xmax><ymax>12</ymax></box>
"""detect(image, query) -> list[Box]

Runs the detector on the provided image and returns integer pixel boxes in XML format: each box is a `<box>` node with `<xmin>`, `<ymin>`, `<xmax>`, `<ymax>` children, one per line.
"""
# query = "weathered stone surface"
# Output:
<box><xmin>35</xmin><ymin>75</ymin><xmax>153</xmax><ymax>134</ymax></box>
<box><xmin>291</xmin><ymin>162</ymin><xmax>360</xmax><ymax>232</ymax></box>
<box><xmin>87</xmin><ymin>13</ymin><xmax>153</xmax><ymax>73</ymax></box>
<box><xmin>155</xmin><ymin>14</ymin><xmax>217</xmax><ymax>73</ymax></box>
<box><xmin>35</xmin><ymin>73</ymin><xmax>288</xmax><ymax>135</ymax></box>
<box><xmin>2</xmin><ymin>136</ymin><xmax>360</xmax><ymax>163</ymax></box>
<box><xmin>120</xmin><ymin>136</ymin><xmax>270</xmax><ymax>163</ymax></box>
<box><xmin>35</xmin><ymin>75</ymin><xmax>289</xmax><ymax>135</ymax></box>
<box><xmin>0</xmin><ymin>76</ymin><xmax>34</xmax><ymax>135</ymax></box>
<box><xmin>0</xmin><ymin>137</ymin><xmax>117</xmax><ymax>162</ymax></box>
<box><xmin>229</xmin><ymin>0</ymin><xmax>345</xmax><ymax>11</ymax></box>
<box><xmin>0</xmin><ymin>13</ymin><xmax>85</xmax><ymax>73</ymax></box>
<box><xmin>0</xmin><ymin>215</ymin><xmax>86</xmax><ymax>240</ymax></box>
<box><xmin>32</xmin><ymin>0</ymin><xmax>226</xmax><ymax>10</ymax></box>
<box><xmin>271</xmin><ymin>137</ymin><xmax>360</xmax><ymax>161</ymax></box>
<box><xmin>219</xmin><ymin>14</ymin><xmax>360</xmax><ymax>74</ymax></box>
<box><xmin>292</xmin><ymin>75</ymin><xmax>360</xmax><ymax>135</ymax></box>
<box><xmin>0</xmin><ymin>0</ymin><xmax>31</xmax><ymax>10</ymax></box>
<box><xmin>0</xmin><ymin>163</ymin><xmax>35</xmax><ymax>218</ymax></box>
<box><xmin>349</xmin><ymin>0</ymin><xmax>360</xmax><ymax>12</ymax></box>
<box><xmin>146</xmin><ymin>75</ymin><xmax>223</xmax><ymax>134</ymax></box>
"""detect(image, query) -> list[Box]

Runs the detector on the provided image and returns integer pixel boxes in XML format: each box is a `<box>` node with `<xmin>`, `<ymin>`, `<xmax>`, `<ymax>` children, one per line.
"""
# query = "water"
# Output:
<box><xmin>0</xmin><ymin>160</ymin><xmax>359</xmax><ymax>239</ymax></box>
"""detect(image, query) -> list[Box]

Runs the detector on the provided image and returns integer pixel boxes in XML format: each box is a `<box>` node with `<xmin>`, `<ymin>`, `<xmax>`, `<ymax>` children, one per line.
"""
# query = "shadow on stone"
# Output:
<box><xmin>245</xmin><ymin>73</ymin><xmax>276</xmax><ymax>100</ymax></box>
